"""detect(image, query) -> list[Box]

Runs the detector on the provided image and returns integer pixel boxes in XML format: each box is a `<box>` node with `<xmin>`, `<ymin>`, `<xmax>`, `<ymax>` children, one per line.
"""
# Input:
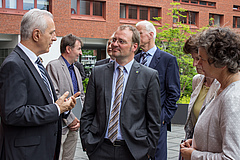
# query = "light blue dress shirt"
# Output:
<box><xmin>105</xmin><ymin>59</ymin><xmax>134</xmax><ymax>140</ymax></box>
<box><xmin>140</xmin><ymin>45</ymin><xmax>157</xmax><ymax>67</ymax></box>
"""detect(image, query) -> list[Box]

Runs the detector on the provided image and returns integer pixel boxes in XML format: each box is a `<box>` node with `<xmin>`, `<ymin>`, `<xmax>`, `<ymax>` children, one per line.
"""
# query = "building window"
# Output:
<box><xmin>175</xmin><ymin>0</ymin><xmax>216</xmax><ymax>7</ymax></box>
<box><xmin>71</xmin><ymin>0</ymin><xmax>104</xmax><ymax>18</ymax></box>
<box><xmin>129</xmin><ymin>5</ymin><xmax>137</xmax><ymax>19</ymax></box>
<box><xmin>209</xmin><ymin>14</ymin><xmax>222</xmax><ymax>26</ymax></box>
<box><xmin>120</xmin><ymin>4</ymin><xmax>160</xmax><ymax>21</ymax></box>
<box><xmin>120</xmin><ymin>4</ymin><xmax>126</xmax><ymax>18</ymax></box>
<box><xmin>174</xmin><ymin>11</ymin><xmax>197</xmax><ymax>25</ymax></box>
<box><xmin>191</xmin><ymin>0</ymin><xmax>198</xmax><ymax>4</ymax></box>
<box><xmin>0</xmin><ymin>0</ymin><xmax>49</xmax><ymax>10</ymax></box>
<box><xmin>233</xmin><ymin>17</ymin><xmax>240</xmax><ymax>28</ymax></box>
<box><xmin>233</xmin><ymin>5</ymin><xmax>240</xmax><ymax>11</ymax></box>
<box><xmin>6</xmin><ymin>0</ymin><xmax>17</xmax><ymax>9</ymax></box>
<box><xmin>199</xmin><ymin>1</ymin><xmax>207</xmax><ymax>5</ymax></box>
<box><xmin>140</xmin><ymin>7</ymin><xmax>148</xmax><ymax>20</ymax></box>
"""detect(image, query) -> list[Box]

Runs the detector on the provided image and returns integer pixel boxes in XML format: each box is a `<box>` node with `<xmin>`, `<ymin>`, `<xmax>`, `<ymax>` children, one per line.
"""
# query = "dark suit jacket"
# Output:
<box><xmin>80</xmin><ymin>60</ymin><xmax>161</xmax><ymax>160</ymax></box>
<box><xmin>0</xmin><ymin>45</ymin><xmax>62</xmax><ymax>160</ymax></box>
<box><xmin>74</xmin><ymin>61</ymin><xmax>86</xmax><ymax>81</ymax></box>
<box><xmin>94</xmin><ymin>58</ymin><xmax>110</xmax><ymax>66</ymax></box>
<box><xmin>135</xmin><ymin>47</ymin><xmax>180</xmax><ymax>131</ymax></box>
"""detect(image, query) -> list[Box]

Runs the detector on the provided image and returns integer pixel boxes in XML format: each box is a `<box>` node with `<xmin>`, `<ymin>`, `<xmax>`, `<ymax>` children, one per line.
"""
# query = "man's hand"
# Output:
<box><xmin>56</xmin><ymin>91</ymin><xmax>81</xmax><ymax>114</ymax></box>
<box><xmin>68</xmin><ymin>117</ymin><xmax>80</xmax><ymax>131</ymax></box>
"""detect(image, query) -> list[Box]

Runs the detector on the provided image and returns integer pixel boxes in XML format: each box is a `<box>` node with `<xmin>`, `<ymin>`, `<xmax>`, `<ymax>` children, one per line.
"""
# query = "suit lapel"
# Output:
<box><xmin>149</xmin><ymin>48</ymin><xmax>161</xmax><ymax>69</ymax></box>
<box><xmin>121</xmin><ymin>60</ymin><xmax>140</xmax><ymax>108</ymax></box>
<box><xmin>15</xmin><ymin>46</ymin><xmax>53</xmax><ymax>103</ymax></box>
<box><xmin>59</xmin><ymin>56</ymin><xmax>74</xmax><ymax>95</ymax></box>
<box><xmin>105</xmin><ymin>62</ymin><xmax>114</xmax><ymax>118</ymax></box>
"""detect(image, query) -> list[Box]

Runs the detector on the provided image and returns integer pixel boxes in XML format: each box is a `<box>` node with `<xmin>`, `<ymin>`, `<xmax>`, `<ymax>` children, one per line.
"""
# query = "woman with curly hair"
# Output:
<box><xmin>183</xmin><ymin>36</ymin><xmax>220</xmax><ymax>140</ymax></box>
<box><xmin>180</xmin><ymin>27</ymin><xmax>240</xmax><ymax>160</ymax></box>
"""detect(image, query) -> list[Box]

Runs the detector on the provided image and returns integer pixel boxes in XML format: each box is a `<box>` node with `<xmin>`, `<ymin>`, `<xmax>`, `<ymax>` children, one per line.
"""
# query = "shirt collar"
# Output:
<box><xmin>61</xmin><ymin>55</ymin><xmax>73</xmax><ymax>69</ymax></box>
<box><xmin>18</xmin><ymin>43</ymin><xmax>38</xmax><ymax>65</ymax></box>
<box><xmin>114</xmin><ymin>59</ymin><xmax>134</xmax><ymax>74</ymax></box>
<box><xmin>145</xmin><ymin>45</ymin><xmax>157</xmax><ymax>57</ymax></box>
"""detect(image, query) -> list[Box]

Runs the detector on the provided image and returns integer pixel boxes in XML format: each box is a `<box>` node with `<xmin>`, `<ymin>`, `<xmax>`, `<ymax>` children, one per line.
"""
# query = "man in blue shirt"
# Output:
<box><xmin>47</xmin><ymin>34</ymin><xmax>85</xmax><ymax>160</ymax></box>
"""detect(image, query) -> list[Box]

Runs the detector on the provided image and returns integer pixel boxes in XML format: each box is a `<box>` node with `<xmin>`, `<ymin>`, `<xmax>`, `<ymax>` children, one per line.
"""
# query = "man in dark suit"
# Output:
<box><xmin>135</xmin><ymin>20</ymin><xmax>180</xmax><ymax>160</ymax></box>
<box><xmin>95</xmin><ymin>39</ymin><xmax>115</xmax><ymax>66</ymax></box>
<box><xmin>80</xmin><ymin>25</ymin><xmax>161</xmax><ymax>160</ymax></box>
<box><xmin>0</xmin><ymin>9</ymin><xmax>79</xmax><ymax>160</ymax></box>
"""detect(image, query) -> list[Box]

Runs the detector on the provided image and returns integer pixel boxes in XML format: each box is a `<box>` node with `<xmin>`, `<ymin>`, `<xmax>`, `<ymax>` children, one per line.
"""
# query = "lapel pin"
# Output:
<box><xmin>136</xmin><ymin>71</ymin><xmax>139</xmax><ymax>74</ymax></box>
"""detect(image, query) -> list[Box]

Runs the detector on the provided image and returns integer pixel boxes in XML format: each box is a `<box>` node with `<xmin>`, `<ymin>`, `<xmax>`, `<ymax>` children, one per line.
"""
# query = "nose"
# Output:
<box><xmin>79</xmin><ymin>49</ymin><xmax>82</xmax><ymax>55</ymax></box>
<box><xmin>52</xmin><ymin>32</ymin><xmax>57</xmax><ymax>41</ymax></box>
<box><xmin>193</xmin><ymin>59</ymin><xmax>199</xmax><ymax>67</ymax></box>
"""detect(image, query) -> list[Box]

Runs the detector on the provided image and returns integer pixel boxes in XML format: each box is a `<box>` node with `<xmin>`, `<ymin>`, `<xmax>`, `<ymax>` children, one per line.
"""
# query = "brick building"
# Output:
<box><xmin>1</xmin><ymin>0</ymin><xmax>240</xmax><ymax>66</ymax></box>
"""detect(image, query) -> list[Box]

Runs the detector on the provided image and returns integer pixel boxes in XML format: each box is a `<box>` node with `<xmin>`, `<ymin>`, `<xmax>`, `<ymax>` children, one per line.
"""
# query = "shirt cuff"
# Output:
<box><xmin>54</xmin><ymin>103</ymin><xmax>61</xmax><ymax>116</ymax></box>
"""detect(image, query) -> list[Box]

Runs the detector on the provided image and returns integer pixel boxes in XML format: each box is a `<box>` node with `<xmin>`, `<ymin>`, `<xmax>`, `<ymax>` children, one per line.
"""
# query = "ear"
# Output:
<box><xmin>132</xmin><ymin>43</ymin><xmax>138</xmax><ymax>53</ymax></box>
<box><xmin>66</xmin><ymin>46</ymin><xmax>71</xmax><ymax>54</ymax></box>
<box><xmin>32</xmin><ymin>29</ymin><xmax>41</xmax><ymax>42</ymax></box>
<box><xmin>149</xmin><ymin>31</ymin><xmax>154</xmax><ymax>40</ymax></box>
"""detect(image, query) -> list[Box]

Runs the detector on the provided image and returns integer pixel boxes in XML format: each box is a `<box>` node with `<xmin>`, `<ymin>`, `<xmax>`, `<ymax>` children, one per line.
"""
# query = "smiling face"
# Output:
<box><xmin>38</xmin><ymin>16</ymin><xmax>57</xmax><ymax>54</ymax></box>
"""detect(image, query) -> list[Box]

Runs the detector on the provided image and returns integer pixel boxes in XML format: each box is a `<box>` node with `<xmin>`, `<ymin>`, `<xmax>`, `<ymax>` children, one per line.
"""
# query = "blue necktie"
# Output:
<box><xmin>36</xmin><ymin>57</ymin><xmax>53</xmax><ymax>101</ymax></box>
<box><xmin>69</xmin><ymin>65</ymin><xmax>79</xmax><ymax>94</ymax></box>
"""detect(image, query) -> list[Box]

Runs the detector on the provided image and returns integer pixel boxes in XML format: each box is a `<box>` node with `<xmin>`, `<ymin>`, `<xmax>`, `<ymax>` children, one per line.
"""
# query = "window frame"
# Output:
<box><xmin>233</xmin><ymin>16</ymin><xmax>240</xmax><ymax>28</ymax></box>
<box><xmin>71</xmin><ymin>0</ymin><xmax>106</xmax><ymax>22</ymax></box>
<box><xmin>174</xmin><ymin>0</ymin><xmax>216</xmax><ymax>7</ymax></box>
<box><xmin>0</xmin><ymin>0</ymin><xmax>51</xmax><ymax>15</ymax></box>
<box><xmin>173</xmin><ymin>11</ymin><xmax>198</xmax><ymax>27</ymax></box>
<box><xmin>119</xmin><ymin>4</ymin><xmax>161</xmax><ymax>25</ymax></box>
<box><xmin>209</xmin><ymin>13</ymin><xmax>223</xmax><ymax>26</ymax></box>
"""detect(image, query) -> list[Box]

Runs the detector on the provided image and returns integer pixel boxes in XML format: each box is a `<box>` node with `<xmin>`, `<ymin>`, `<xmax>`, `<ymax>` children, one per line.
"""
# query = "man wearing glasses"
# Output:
<box><xmin>80</xmin><ymin>25</ymin><xmax>161</xmax><ymax>160</ymax></box>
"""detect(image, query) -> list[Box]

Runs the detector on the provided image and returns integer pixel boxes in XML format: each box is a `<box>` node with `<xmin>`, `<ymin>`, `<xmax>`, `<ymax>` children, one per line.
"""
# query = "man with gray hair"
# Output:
<box><xmin>0</xmin><ymin>9</ymin><xmax>79</xmax><ymax>160</ymax></box>
<box><xmin>135</xmin><ymin>20</ymin><xmax>180</xmax><ymax>160</ymax></box>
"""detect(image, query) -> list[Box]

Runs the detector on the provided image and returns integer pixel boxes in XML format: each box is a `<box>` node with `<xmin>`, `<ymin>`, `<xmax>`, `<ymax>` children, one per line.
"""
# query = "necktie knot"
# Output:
<box><xmin>36</xmin><ymin>57</ymin><xmax>42</xmax><ymax>65</ymax></box>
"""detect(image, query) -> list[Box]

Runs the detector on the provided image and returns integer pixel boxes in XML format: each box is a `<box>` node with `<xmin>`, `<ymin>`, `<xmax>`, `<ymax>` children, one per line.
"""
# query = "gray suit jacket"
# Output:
<box><xmin>80</xmin><ymin>60</ymin><xmax>161</xmax><ymax>160</ymax></box>
<box><xmin>46</xmin><ymin>56</ymin><xmax>85</xmax><ymax>134</ymax></box>
<box><xmin>0</xmin><ymin>45</ymin><xmax>61</xmax><ymax>160</ymax></box>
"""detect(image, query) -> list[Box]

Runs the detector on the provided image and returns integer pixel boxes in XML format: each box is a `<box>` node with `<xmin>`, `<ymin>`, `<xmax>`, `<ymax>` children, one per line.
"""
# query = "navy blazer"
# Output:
<box><xmin>0</xmin><ymin>45</ymin><xmax>62</xmax><ymax>160</ymax></box>
<box><xmin>135</xmin><ymin>47</ymin><xmax>180</xmax><ymax>131</ymax></box>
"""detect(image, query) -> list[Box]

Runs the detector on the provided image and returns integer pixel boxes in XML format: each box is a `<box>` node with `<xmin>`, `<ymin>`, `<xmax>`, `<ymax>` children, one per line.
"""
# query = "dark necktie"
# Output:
<box><xmin>69</xmin><ymin>65</ymin><xmax>79</xmax><ymax>94</ymax></box>
<box><xmin>141</xmin><ymin>52</ymin><xmax>147</xmax><ymax>66</ymax></box>
<box><xmin>36</xmin><ymin>57</ymin><xmax>53</xmax><ymax>101</ymax></box>
<box><xmin>108</xmin><ymin>66</ymin><xmax>124</xmax><ymax>143</ymax></box>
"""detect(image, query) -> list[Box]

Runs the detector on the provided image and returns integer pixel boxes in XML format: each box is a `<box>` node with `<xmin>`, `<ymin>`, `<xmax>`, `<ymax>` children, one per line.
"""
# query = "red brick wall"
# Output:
<box><xmin>1</xmin><ymin>0</ymin><xmax>240</xmax><ymax>38</ymax></box>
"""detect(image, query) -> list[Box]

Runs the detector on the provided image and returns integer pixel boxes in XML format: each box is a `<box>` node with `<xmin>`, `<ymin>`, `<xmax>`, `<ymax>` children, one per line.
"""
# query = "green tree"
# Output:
<box><xmin>153</xmin><ymin>2</ymin><xmax>198</xmax><ymax>103</ymax></box>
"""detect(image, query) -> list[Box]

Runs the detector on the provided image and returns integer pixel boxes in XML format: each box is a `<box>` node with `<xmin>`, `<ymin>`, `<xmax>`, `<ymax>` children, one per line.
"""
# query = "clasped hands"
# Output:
<box><xmin>180</xmin><ymin>139</ymin><xmax>195</xmax><ymax>160</ymax></box>
<box><xmin>56</xmin><ymin>91</ymin><xmax>81</xmax><ymax>114</ymax></box>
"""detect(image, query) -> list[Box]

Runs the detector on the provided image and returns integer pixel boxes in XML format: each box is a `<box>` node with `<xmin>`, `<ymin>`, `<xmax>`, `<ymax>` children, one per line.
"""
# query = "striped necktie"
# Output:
<box><xmin>108</xmin><ymin>66</ymin><xmax>124</xmax><ymax>143</ymax></box>
<box><xmin>141</xmin><ymin>52</ymin><xmax>147</xmax><ymax>66</ymax></box>
<box><xmin>36</xmin><ymin>57</ymin><xmax>53</xmax><ymax>101</ymax></box>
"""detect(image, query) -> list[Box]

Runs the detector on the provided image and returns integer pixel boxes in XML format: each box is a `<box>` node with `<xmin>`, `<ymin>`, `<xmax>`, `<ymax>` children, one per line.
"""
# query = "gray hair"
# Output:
<box><xmin>20</xmin><ymin>9</ymin><xmax>53</xmax><ymax>41</ymax></box>
<box><xmin>196</xmin><ymin>27</ymin><xmax>240</xmax><ymax>73</ymax></box>
<box><xmin>136</xmin><ymin>20</ymin><xmax>156</xmax><ymax>40</ymax></box>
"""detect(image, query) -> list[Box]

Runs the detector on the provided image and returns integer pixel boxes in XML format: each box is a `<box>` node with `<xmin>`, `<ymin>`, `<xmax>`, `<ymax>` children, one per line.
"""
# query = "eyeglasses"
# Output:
<box><xmin>110</xmin><ymin>38</ymin><xmax>128</xmax><ymax>45</ymax></box>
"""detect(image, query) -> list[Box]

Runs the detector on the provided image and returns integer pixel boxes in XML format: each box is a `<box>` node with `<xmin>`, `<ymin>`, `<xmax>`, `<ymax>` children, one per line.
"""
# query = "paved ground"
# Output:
<box><xmin>74</xmin><ymin>124</ymin><xmax>185</xmax><ymax>160</ymax></box>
